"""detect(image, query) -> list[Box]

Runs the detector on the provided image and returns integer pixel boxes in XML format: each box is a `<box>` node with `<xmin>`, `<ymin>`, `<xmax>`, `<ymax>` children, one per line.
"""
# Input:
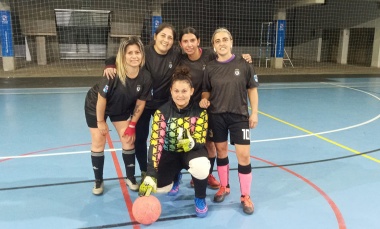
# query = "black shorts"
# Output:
<box><xmin>85</xmin><ymin>112</ymin><xmax>131</xmax><ymax>128</ymax></box>
<box><xmin>208</xmin><ymin>113</ymin><xmax>251</xmax><ymax>145</ymax></box>
<box><xmin>156</xmin><ymin>147</ymin><xmax>208</xmax><ymax>188</ymax></box>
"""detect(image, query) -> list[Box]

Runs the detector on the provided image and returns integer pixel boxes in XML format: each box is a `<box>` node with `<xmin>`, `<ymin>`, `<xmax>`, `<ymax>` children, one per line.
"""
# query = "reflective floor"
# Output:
<box><xmin>1</xmin><ymin>75</ymin><xmax>380</xmax><ymax>229</ymax></box>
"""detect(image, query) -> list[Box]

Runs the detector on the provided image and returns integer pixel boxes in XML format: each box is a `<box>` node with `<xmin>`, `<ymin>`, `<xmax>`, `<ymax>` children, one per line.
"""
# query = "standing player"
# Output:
<box><xmin>176</xmin><ymin>26</ymin><xmax>253</xmax><ymax>191</ymax></box>
<box><xmin>85</xmin><ymin>37</ymin><xmax>152</xmax><ymax>194</ymax></box>
<box><xmin>104</xmin><ymin>23</ymin><xmax>182</xmax><ymax>187</ymax></box>
<box><xmin>200</xmin><ymin>28</ymin><xmax>259</xmax><ymax>215</ymax></box>
<box><xmin>139</xmin><ymin>66</ymin><xmax>210</xmax><ymax>218</ymax></box>
<box><xmin>177</xmin><ymin>27</ymin><xmax>220</xmax><ymax>190</ymax></box>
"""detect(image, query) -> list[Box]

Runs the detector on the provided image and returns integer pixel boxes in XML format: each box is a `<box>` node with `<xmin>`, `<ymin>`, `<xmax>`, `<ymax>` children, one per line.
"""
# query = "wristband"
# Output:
<box><xmin>124</xmin><ymin>121</ymin><xmax>136</xmax><ymax>136</ymax></box>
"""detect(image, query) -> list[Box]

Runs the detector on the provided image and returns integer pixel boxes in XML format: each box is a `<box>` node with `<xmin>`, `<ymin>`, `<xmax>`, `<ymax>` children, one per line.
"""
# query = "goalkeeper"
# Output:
<box><xmin>139</xmin><ymin>66</ymin><xmax>210</xmax><ymax>218</ymax></box>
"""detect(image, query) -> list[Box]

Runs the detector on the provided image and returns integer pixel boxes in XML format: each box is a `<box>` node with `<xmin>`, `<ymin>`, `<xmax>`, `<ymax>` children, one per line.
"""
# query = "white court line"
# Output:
<box><xmin>0</xmin><ymin>87</ymin><xmax>89</xmax><ymax>95</ymax></box>
<box><xmin>259</xmin><ymin>82</ymin><xmax>380</xmax><ymax>90</ymax></box>
<box><xmin>252</xmin><ymin>82</ymin><xmax>380</xmax><ymax>143</ymax></box>
<box><xmin>0</xmin><ymin>91</ymin><xmax>88</xmax><ymax>95</ymax></box>
<box><xmin>0</xmin><ymin>148</ymin><xmax>121</xmax><ymax>160</ymax></box>
<box><xmin>1</xmin><ymin>82</ymin><xmax>379</xmax><ymax>159</ymax></box>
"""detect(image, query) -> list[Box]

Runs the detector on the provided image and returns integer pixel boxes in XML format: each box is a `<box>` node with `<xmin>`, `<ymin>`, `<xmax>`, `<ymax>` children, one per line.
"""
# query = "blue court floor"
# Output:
<box><xmin>1</xmin><ymin>75</ymin><xmax>380</xmax><ymax>229</ymax></box>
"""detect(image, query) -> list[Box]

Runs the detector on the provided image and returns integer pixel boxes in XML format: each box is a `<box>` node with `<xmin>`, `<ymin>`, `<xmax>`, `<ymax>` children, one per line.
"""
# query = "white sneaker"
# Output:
<box><xmin>126</xmin><ymin>176</ymin><xmax>139</xmax><ymax>191</ymax></box>
<box><xmin>92</xmin><ymin>179</ymin><xmax>104</xmax><ymax>195</ymax></box>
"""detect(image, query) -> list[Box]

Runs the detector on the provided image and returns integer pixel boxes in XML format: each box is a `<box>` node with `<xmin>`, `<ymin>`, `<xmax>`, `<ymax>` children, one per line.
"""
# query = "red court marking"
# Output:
<box><xmin>106</xmin><ymin>134</ymin><xmax>140</xmax><ymax>229</ymax></box>
<box><xmin>230</xmin><ymin>150</ymin><xmax>346</xmax><ymax>229</ymax></box>
<box><xmin>1</xmin><ymin>142</ymin><xmax>345</xmax><ymax>228</ymax></box>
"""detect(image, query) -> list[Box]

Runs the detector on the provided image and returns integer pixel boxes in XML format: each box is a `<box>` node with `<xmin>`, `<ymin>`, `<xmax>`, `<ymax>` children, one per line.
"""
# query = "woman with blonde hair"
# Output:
<box><xmin>84</xmin><ymin>36</ymin><xmax>152</xmax><ymax>194</ymax></box>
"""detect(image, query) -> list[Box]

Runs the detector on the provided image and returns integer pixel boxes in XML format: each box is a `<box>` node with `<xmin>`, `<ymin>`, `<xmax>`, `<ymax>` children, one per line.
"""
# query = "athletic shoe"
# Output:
<box><xmin>240</xmin><ymin>195</ymin><xmax>254</xmax><ymax>215</ymax></box>
<box><xmin>168</xmin><ymin>172</ymin><xmax>182</xmax><ymax>196</ymax></box>
<box><xmin>126</xmin><ymin>176</ymin><xmax>139</xmax><ymax>191</ymax></box>
<box><xmin>207</xmin><ymin>174</ymin><xmax>220</xmax><ymax>189</ymax></box>
<box><xmin>213</xmin><ymin>185</ymin><xmax>230</xmax><ymax>203</ymax></box>
<box><xmin>194</xmin><ymin>197</ymin><xmax>208</xmax><ymax>218</ymax></box>
<box><xmin>92</xmin><ymin>179</ymin><xmax>104</xmax><ymax>195</ymax></box>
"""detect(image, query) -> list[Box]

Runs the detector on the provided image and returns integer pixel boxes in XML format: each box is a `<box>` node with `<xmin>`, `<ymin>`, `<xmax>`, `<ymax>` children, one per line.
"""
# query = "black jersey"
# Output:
<box><xmin>106</xmin><ymin>45</ymin><xmax>182</xmax><ymax>110</ymax></box>
<box><xmin>143</xmin><ymin>45</ymin><xmax>182</xmax><ymax>109</ymax></box>
<box><xmin>202</xmin><ymin>55</ymin><xmax>259</xmax><ymax>118</ymax></box>
<box><xmin>179</xmin><ymin>48</ymin><xmax>216</xmax><ymax>102</ymax></box>
<box><xmin>147</xmin><ymin>99</ymin><xmax>208</xmax><ymax>175</ymax></box>
<box><xmin>84</xmin><ymin>69</ymin><xmax>152</xmax><ymax>117</ymax></box>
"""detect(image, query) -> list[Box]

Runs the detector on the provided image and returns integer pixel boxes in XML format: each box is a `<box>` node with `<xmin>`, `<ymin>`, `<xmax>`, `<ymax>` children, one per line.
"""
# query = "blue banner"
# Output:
<box><xmin>0</xmin><ymin>10</ymin><xmax>14</xmax><ymax>57</ymax></box>
<box><xmin>151</xmin><ymin>16</ymin><xmax>162</xmax><ymax>36</ymax></box>
<box><xmin>275</xmin><ymin>20</ymin><xmax>286</xmax><ymax>58</ymax></box>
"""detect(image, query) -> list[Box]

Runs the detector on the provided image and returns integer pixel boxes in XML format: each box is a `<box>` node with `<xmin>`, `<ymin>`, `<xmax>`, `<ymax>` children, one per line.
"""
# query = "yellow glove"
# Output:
<box><xmin>177</xmin><ymin>129</ymin><xmax>195</xmax><ymax>152</ymax></box>
<box><xmin>138</xmin><ymin>176</ymin><xmax>157</xmax><ymax>196</ymax></box>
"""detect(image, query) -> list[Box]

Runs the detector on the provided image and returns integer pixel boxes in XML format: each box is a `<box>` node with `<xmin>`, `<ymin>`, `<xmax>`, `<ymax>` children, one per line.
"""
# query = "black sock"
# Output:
<box><xmin>209</xmin><ymin>157</ymin><xmax>216</xmax><ymax>174</ymax></box>
<box><xmin>192</xmin><ymin>176</ymin><xmax>207</xmax><ymax>199</ymax></box>
<box><xmin>122</xmin><ymin>149</ymin><xmax>135</xmax><ymax>178</ymax></box>
<box><xmin>91</xmin><ymin>151</ymin><xmax>104</xmax><ymax>181</ymax></box>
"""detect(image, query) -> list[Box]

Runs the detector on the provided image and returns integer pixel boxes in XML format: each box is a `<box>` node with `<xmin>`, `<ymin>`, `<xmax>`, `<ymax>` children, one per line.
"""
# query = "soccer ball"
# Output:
<box><xmin>132</xmin><ymin>195</ymin><xmax>161</xmax><ymax>225</ymax></box>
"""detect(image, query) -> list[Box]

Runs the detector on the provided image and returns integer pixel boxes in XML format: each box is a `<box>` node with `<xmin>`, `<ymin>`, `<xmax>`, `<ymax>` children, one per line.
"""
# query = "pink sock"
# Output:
<box><xmin>217</xmin><ymin>164</ymin><xmax>229</xmax><ymax>187</ymax></box>
<box><xmin>238</xmin><ymin>172</ymin><xmax>252</xmax><ymax>196</ymax></box>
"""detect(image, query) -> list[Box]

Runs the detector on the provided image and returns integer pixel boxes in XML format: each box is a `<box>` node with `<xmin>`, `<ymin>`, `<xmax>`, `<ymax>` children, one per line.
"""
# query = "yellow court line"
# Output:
<box><xmin>259</xmin><ymin>111</ymin><xmax>380</xmax><ymax>164</ymax></box>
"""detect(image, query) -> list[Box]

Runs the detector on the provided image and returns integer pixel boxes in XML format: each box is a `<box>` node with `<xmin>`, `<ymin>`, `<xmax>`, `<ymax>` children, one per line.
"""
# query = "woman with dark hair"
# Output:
<box><xmin>104</xmin><ymin>23</ymin><xmax>182</xmax><ymax>189</ymax></box>
<box><xmin>85</xmin><ymin>36</ymin><xmax>152</xmax><ymax>194</ymax></box>
<box><xmin>139</xmin><ymin>66</ymin><xmax>210</xmax><ymax>218</ymax></box>
<box><xmin>178</xmin><ymin>27</ymin><xmax>220</xmax><ymax>190</ymax></box>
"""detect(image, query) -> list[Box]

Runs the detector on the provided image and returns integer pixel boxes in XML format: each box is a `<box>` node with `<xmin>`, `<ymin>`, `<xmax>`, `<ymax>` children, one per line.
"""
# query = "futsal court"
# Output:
<box><xmin>1</xmin><ymin>73</ymin><xmax>379</xmax><ymax>229</ymax></box>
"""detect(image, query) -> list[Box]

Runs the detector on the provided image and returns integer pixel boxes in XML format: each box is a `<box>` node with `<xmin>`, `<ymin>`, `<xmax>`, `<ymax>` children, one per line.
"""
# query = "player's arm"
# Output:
<box><xmin>248</xmin><ymin>87</ymin><xmax>258</xmax><ymax>129</ymax></box>
<box><xmin>103</xmin><ymin>56</ymin><xmax>117</xmax><ymax>79</ymax></box>
<box><xmin>96</xmin><ymin>94</ymin><xmax>109</xmax><ymax>135</ymax></box>
<box><xmin>191</xmin><ymin>110</ymin><xmax>208</xmax><ymax>149</ymax></box>
<box><xmin>139</xmin><ymin>110</ymin><xmax>165</xmax><ymax>196</ymax></box>
<box><xmin>199</xmin><ymin>92</ymin><xmax>210</xmax><ymax>108</ymax></box>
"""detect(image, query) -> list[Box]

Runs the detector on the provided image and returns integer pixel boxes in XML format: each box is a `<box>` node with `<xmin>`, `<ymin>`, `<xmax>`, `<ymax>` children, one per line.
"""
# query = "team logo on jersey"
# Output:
<box><xmin>169</xmin><ymin>61</ymin><xmax>173</xmax><ymax>69</ymax></box>
<box><xmin>234</xmin><ymin>69</ymin><xmax>240</xmax><ymax>76</ymax></box>
<box><xmin>137</xmin><ymin>85</ymin><xmax>141</xmax><ymax>92</ymax></box>
<box><xmin>202</xmin><ymin>65</ymin><xmax>206</xmax><ymax>70</ymax></box>
<box><xmin>103</xmin><ymin>85</ymin><xmax>109</xmax><ymax>93</ymax></box>
<box><xmin>253</xmin><ymin>74</ymin><xmax>258</xmax><ymax>82</ymax></box>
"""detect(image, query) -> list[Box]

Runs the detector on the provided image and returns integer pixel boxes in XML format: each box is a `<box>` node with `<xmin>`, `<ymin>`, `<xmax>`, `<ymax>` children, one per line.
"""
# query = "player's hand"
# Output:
<box><xmin>177</xmin><ymin>130</ymin><xmax>195</xmax><ymax>152</ymax></box>
<box><xmin>139</xmin><ymin>176</ymin><xmax>157</xmax><ymax>196</ymax></box>
<box><xmin>249</xmin><ymin>113</ymin><xmax>258</xmax><ymax>129</ymax></box>
<box><xmin>123</xmin><ymin>121</ymin><xmax>136</xmax><ymax>136</ymax></box>
<box><xmin>103</xmin><ymin>67</ymin><xmax>116</xmax><ymax>80</ymax></box>
<box><xmin>97</xmin><ymin>121</ymin><xmax>109</xmax><ymax>136</ymax></box>
<box><xmin>199</xmin><ymin>98</ymin><xmax>210</xmax><ymax>109</ymax></box>
<box><xmin>242</xmin><ymin>54</ymin><xmax>253</xmax><ymax>63</ymax></box>
<box><xmin>123</xmin><ymin>121</ymin><xmax>136</xmax><ymax>143</ymax></box>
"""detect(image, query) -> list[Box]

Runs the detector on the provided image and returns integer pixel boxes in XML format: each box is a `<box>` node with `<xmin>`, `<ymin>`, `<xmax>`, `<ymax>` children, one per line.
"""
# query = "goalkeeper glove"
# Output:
<box><xmin>138</xmin><ymin>176</ymin><xmax>157</xmax><ymax>196</ymax></box>
<box><xmin>177</xmin><ymin>129</ymin><xmax>195</xmax><ymax>152</ymax></box>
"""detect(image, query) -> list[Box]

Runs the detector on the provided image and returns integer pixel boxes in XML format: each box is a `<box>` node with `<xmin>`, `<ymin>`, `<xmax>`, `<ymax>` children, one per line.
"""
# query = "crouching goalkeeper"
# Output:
<box><xmin>139</xmin><ymin>66</ymin><xmax>210</xmax><ymax>218</ymax></box>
